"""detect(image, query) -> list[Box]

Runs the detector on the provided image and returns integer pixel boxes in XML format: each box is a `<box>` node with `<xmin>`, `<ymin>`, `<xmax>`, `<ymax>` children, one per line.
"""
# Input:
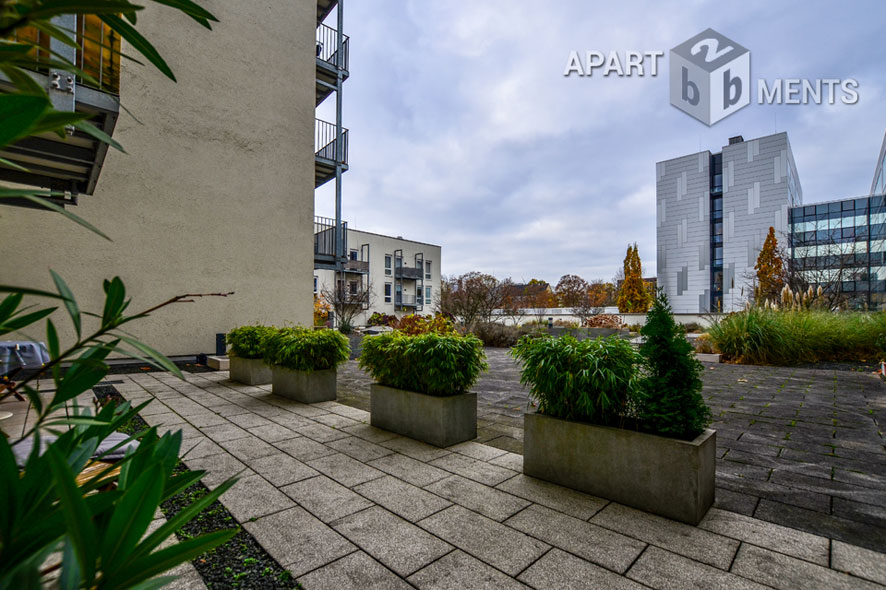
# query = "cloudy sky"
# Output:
<box><xmin>315</xmin><ymin>0</ymin><xmax>886</xmax><ymax>285</ymax></box>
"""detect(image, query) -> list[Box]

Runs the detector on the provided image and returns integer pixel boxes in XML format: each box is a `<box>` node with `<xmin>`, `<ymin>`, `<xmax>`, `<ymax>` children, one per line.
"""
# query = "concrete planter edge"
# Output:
<box><xmin>370</xmin><ymin>383</ymin><xmax>477</xmax><ymax>447</ymax></box>
<box><xmin>271</xmin><ymin>366</ymin><xmax>337</xmax><ymax>403</ymax></box>
<box><xmin>228</xmin><ymin>356</ymin><xmax>272</xmax><ymax>385</ymax></box>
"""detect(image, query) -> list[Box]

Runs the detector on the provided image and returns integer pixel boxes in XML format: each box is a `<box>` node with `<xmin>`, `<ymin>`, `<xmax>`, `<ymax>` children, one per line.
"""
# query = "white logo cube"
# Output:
<box><xmin>669</xmin><ymin>28</ymin><xmax>750</xmax><ymax>126</ymax></box>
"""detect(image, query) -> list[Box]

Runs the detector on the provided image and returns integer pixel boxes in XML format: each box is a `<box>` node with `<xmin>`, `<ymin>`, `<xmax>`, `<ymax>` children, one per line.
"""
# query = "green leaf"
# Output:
<box><xmin>0</xmin><ymin>284</ymin><xmax>70</xmax><ymax>300</ymax></box>
<box><xmin>101</xmin><ymin>14</ymin><xmax>175</xmax><ymax>81</ymax></box>
<box><xmin>49</xmin><ymin>271</ymin><xmax>80</xmax><ymax>338</ymax></box>
<box><xmin>0</xmin><ymin>293</ymin><xmax>23</xmax><ymax>322</ymax></box>
<box><xmin>101</xmin><ymin>277</ymin><xmax>126</xmax><ymax>328</ymax></box>
<box><xmin>46</xmin><ymin>319</ymin><xmax>60</xmax><ymax>359</ymax></box>
<box><xmin>59</xmin><ymin>538</ymin><xmax>81</xmax><ymax>590</ymax></box>
<box><xmin>0</xmin><ymin>156</ymin><xmax>30</xmax><ymax>171</ymax></box>
<box><xmin>46</xmin><ymin>448</ymin><xmax>97</xmax><ymax>584</ymax></box>
<box><xmin>152</xmin><ymin>0</ymin><xmax>218</xmax><ymax>28</ymax></box>
<box><xmin>0</xmin><ymin>65</ymin><xmax>48</xmax><ymax>96</ymax></box>
<box><xmin>1</xmin><ymin>194</ymin><xmax>112</xmax><ymax>241</ymax></box>
<box><xmin>73</xmin><ymin>120</ymin><xmax>125</xmax><ymax>153</ymax></box>
<box><xmin>0</xmin><ymin>42</ymin><xmax>34</xmax><ymax>62</ymax></box>
<box><xmin>0</xmin><ymin>94</ymin><xmax>48</xmax><ymax>148</ymax></box>
<box><xmin>0</xmin><ymin>306</ymin><xmax>56</xmax><ymax>335</ymax></box>
<box><xmin>28</xmin><ymin>110</ymin><xmax>89</xmax><ymax>137</ymax></box>
<box><xmin>102</xmin><ymin>464</ymin><xmax>163</xmax><ymax>567</ymax></box>
<box><xmin>117</xmin><ymin>529</ymin><xmax>234</xmax><ymax>587</ymax></box>
<box><xmin>127</xmin><ymin>576</ymin><xmax>179</xmax><ymax>590</ymax></box>
<box><xmin>115</xmin><ymin>333</ymin><xmax>183</xmax><ymax>379</ymax></box>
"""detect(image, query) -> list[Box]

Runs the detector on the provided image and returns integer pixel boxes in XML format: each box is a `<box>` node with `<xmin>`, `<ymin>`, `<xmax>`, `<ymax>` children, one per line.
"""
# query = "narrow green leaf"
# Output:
<box><xmin>0</xmin><ymin>94</ymin><xmax>48</xmax><ymax>147</ymax></box>
<box><xmin>103</xmin><ymin>464</ymin><xmax>163</xmax><ymax>567</ymax></box>
<box><xmin>115</xmin><ymin>333</ymin><xmax>183</xmax><ymax>379</ymax></box>
<box><xmin>73</xmin><ymin>120</ymin><xmax>125</xmax><ymax>153</ymax></box>
<box><xmin>0</xmin><ymin>306</ymin><xmax>56</xmax><ymax>335</ymax></box>
<box><xmin>0</xmin><ymin>65</ymin><xmax>48</xmax><ymax>96</ymax></box>
<box><xmin>100</xmin><ymin>14</ymin><xmax>175</xmax><ymax>81</ymax></box>
<box><xmin>151</xmin><ymin>0</ymin><xmax>218</xmax><ymax>28</ymax></box>
<box><xmin>49</xmin><ymin>271</ymin><xmax>80</xmax><ymax>337</ymax></box>
<box><xmin>46</xmin><ymin>448</ymin><xmax>97</xmax><ymax>584</ymax></box>
<box><xmin>116</xmin><ymin>529</ymin><xmax>235</xmax><ymax>588</ymax></box>
<box><xmin>5</xmin><ymin>194</ymin><xmax>111</xmax><ymax>241</ymax></box>
<box><xmin>28</xmin><ymin>110</ymin><xmax>89</xmax><ymax>136</ymax></box>
<box><xmin>0</xmin><ymin>156</ymin><xmax>29</xmax><ymax>171</ymax></box>
<box><xmin>0</xmin><ymin>293</ymin><xmax>23</xmax><ymax>321</ymax></box>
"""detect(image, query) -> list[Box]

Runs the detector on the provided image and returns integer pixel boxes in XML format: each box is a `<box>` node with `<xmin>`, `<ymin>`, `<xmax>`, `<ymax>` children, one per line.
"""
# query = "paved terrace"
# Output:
<box><xmin>2</xmin><ymin>350</ymin><xmax>884</xmax><ymax>588</ymax></box>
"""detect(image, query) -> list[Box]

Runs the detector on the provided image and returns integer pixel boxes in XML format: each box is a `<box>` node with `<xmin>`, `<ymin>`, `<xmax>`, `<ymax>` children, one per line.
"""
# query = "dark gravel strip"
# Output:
<box><xmin>93</xmin><ymin>384</ymin><xmax>302</xmax><ymax>590</ymax></box>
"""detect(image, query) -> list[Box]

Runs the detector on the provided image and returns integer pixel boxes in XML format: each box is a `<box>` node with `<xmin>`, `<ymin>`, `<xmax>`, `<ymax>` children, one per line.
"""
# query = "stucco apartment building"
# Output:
<box><xmin>314</xmin><ymin>225</ymin><xmax>442</xmax><ymax>326</ymax></box>
<box><xmin>1</xmin><ymin>2</ymin><xmax>342</xmax><ymax>355</ymax></box>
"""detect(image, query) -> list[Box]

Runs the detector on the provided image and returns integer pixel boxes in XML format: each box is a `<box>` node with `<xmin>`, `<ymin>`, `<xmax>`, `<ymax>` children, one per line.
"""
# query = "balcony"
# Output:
<box><xmin>314</xmin><ymin>215</ymin><xmax>347</xmax><ymax>270</ymax></box>
<box><xmin>395</xmin><ymin>265</ymin><xmax>423</xmax><ymax>280</ymax></box>
<box><xmin>0</xmin><ymin>15</ymin><xmax>120</xmax><ymax>199</ymax></box>
<box><xmin>395</xmin><ymin>294</ymin><xmax>418</xmax><ymax>307</ymax></box>
<box><xmin>315</xmin><ymin>118</ymin><xmax>348</xmax><ymax>188</ymax></box>
<box><xmin>344</xmin><ymin>259</ymin><xmax>369</xmax><ymax>273</ymax></box>
<box><xmin>316</xmin><ymin>23</ymin><xmax>349</xmax><ymax>106</ymax></box>
<box><xmin>317</xmin><ymin>0</ymin><xmax>337</xmax><ymax>25</ymax></box>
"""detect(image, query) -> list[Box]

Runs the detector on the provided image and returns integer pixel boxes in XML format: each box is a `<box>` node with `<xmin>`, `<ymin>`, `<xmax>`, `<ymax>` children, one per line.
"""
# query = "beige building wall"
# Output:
<box><xmin>0</xmin><ymin>2</ymin><xmax>316</xmax><ymax>356</ymax></box>
<box><xmin>316</xmin><ymin>229</ymin><xmax>442</xmax><ymax>326</ymax></box>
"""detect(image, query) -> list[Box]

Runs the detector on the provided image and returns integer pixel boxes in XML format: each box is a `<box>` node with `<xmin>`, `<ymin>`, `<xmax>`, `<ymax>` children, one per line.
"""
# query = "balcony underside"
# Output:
<box><xmin>317</xmin><ymin>0</ymin><xmax>337</xmax><ymax>25</ymax></box>
<box><xmin>316</xmin><ymin>59</ymin><xmax>349</xmax><ymax>106</ymax></box>
<box><xmin>0</xmin><ymin>74</ymin><xmax>119</xmax><ymax>198</ymax></box>
<box><xmin>315</xmin><ymin>156</ymin><xmax>348</xmax><ymax>189</ymax></box>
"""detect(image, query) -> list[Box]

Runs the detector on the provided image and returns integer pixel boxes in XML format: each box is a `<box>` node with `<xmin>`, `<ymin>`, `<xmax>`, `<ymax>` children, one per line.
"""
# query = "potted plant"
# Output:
<box><xmin>263</xmin><ymin>327</ymin><xmax>350</xmax><ymax>402</ymax></box>
<box><xmin>359</xmin><ymin>327</ymin><xmax>487</xmax><ymax>447</ymax></box>
<box><xmin>226</xmin><ymin>325</ymin><xmax>277</xmax><ymax>385</ymax></box>
<box><xmin>513</xmin><ymin>291</ymin><xmax>715</xmax><ymax>525</ymax></box>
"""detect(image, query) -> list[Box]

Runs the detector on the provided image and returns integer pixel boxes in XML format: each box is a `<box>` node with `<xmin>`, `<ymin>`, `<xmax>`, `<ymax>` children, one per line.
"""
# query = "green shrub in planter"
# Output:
<box><xmin>226</xmin><ymin>325</ymin><xmax>277</xmax><ymax>359</ymax></box>
<box><xmin>511</xmin><ymin>334</ymin><xmax>638</xmax><ymax>425</ymax></box>
<box><xmin>638</xmin><ymin>291</ymin><xmax>711</xmax><ymax>439</ymax></box>
<box><xmin>263</xmin><ymin>328</ymin><xmax>350</xmax><ymax>372</ymax></box>
<box><xmin>359</xmin><ymin>332</ymin><xmax>487</xmax><ymax>395</ymax></box>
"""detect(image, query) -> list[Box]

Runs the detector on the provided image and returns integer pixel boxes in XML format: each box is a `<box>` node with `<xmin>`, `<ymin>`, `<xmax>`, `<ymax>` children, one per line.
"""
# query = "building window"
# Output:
<box><xmin>384</xmin><ymin>283</ymin><xmax>392</xmax><ymax>303</ymax></box>
<box><xmin>385</xmin><ymin>255</ymin><xmax>392</xmax><ymax>275</ymax></box>
<box><xmin>425</xmin><ymin>261</ymin><xmax>432</xmax><ymax>279</ymax></box>
<box><xmin>313</xmin><ymin>276</ymin><xmax>318</xmax><ymax>294</ymax></box>
<box><xmin>425</xmin><ymin>286</ymin><xmax>431</xmax><ymax>305</ymax></box>
<box><xmin>349</xmin><ymin>281</ymin><xmax>358</xmax><ymax>296</ymax></box>
<box><xmin>350</xmin><ymin>249</ymin><xmax>358</xmax><ymax>261</ymax></box>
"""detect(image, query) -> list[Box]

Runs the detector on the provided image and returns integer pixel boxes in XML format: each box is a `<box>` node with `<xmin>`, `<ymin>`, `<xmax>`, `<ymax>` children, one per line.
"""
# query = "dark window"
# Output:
<box><xmin>712</xmin><ymin>198</ymin><xmax>722</xmax><ymax>212</ymax></box>
<box><xmin>816</xmin><ymin>204</ymin><xmax>829</xmax><ymax>215</ymax></box>
<box><xmin>349</xmin><ymin>281</ymin><xmax>358</xmax><ymax>295</ymax></box>
<box><xmin>856</xmin><ymin>198</ymin><xmax>869</xmax><ymax>212</ymax></box>
<box><xmin>873</xmin><ymin>224</ymin><xmax>886</xmax><ymax>238</ymax></box>
<box><xmin>805</xmin><ymin>206</ymin><xmax>815</xmax><ymax>216</ymax></box>
<box><xmin>843</xmin><ymin>281</ymin><xmax>855</xmax><ymax>293</ymax></box>
<box><xmin>385</xmin><ymin>255</ymin><xmax>392</xmax><ymax>275</ymax></box>
<box><xmin>842</xmin><ymin>227</ymin><xmax>855</xmax><ymax>239</ymax></box>
<box><xmin>350</xmin><ymin>250</ymin><xmax>358</xmax><ymax>261</ymax></box>
<box><xmin>873</xmin><ymin>195</ymin><xmax>885</xmax><ymax>208</ymax></box>
<box><xmin>384</xmin><ymin>283</ymin><xmax>392</xmax><ymax>303</ymax></box>
<box><xmin>829</xmin><ymin>202</ymin><xmax>841</xmax><ymax>214</ymax></box>
<box><xmin>842</xmin><ymin>200</ymin><xmax>855</xmax><ymax>211</ymax></box>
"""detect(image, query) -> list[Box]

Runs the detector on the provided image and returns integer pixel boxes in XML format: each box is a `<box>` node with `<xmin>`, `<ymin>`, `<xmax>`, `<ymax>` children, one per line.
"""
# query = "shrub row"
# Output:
<box><xmin>226</xmin><ymin>325</ymin><xmax>350</xmax><ymax>372</ymax></box>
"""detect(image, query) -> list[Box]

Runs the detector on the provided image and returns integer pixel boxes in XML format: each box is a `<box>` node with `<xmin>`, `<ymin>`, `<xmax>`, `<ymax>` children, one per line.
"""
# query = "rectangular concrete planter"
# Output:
<box><xmin>271</xmin><ymin>366</ymin><xmax>337</xmax><ymax>403</ymax></box>
<box><xmin>229</xmin><ymin>356</ymin><xmax>271</xmax><ymax>385</ymax></box>
<box><xmin>370</xmin><ymin>384</ymin><xmax>477</xmax><ymax>447</ymax></box>
<box><xmin>523</xmin><ymin>413</ymin><xmax>716</xmax><ymax>525</ymax></box>
<box><xmin>696</xmin><ymin>352</ymin><xmax>722</xmax><ymax>363</ymax></box>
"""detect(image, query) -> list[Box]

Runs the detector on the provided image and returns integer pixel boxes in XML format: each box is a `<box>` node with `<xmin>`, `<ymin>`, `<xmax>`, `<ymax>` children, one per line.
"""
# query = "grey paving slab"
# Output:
<box><xmin>332</xmin><ymin>506</ymin><xmax>453</xmax><ymax>577</ymax></box>
<box><xmin>699</xmin><ymin>507</ymin><xmax>830</xmax><ymax>565</ymax></box>
<box><xmin>143</xmin><ymin>412</ymin><xmax>186</xmax><ymax>427</ymax></box>
<box><xmin>243</xmin><ymin>507</ymin><xmax>355</xmax><ymax>577</ymax></box>
<box><xmin>282</xmin><ymin>475</ymin><xmax>373</xmax><ymax>523</ymax></box>
<box><xmin>222</xmin><ymin>434</ymin><xmax>279</xmax><ymax>461</ymax></box>
<box><xmin>446</xmin><ymin>441</ymin><xmax>508</xmax><ymax>461</ymax></box>
<box><xmin>731</xmin><ymin>543</ymin><xmax>882</xmax><ymax>590</ymax></box>
<box><xmin>488</xmin><ymin>451</ymin><xmax>523</xmax><ymax>472</ymax></box>
<box><xmin>183</xmin><ymin>412</ymin><xmax>230</xmax><ymax>429</ymax></box>
<box><xmin>506</xmin><ymin>504</ymin><xmax>646</xmax><ymax>574</ymax></box>
<box><xmin>266</xmin><ymin>412</ymin><xmax>315</xmax><ymax>430</ymax></box>
<box><xmin>297</xmin><ymin>422</ymin><xmax>352</xmax><ymax>443</ymax></box>
<box><xmin>274</xmin><ymin>435</ymin><xmax>337</xmax><ymax>462</ymax></box>
<box><xmin>496</xmin><ymin>474</ymin><xmax>608</xmax><ymax>520</ymax></box>
<box><xmin>181</xmin><ymin>452</ymin><xmax>250</xmax><ymax>490</ymax></box>
<box><xmin>306</xmin><ymin>452</ymin><xmax>386</xmax><ymax>488</ymax></box>
<box><xmin>341</xmin><ymin>422</ymin><xmax>401</xmax><ymax>444</ymax></box>
<box><xmin>418</xmin><ymin>505</ymin><xmax>550</xmax><ymax>576</ymax></box>
<box><xmin>353</xmin><ymin>475</ymin><xmax>452</xmax><ymax>522</ymax></box>
<box><xmin>367</xmin><ymin>453</ymin><xmax>451</xmax><ymax>487</ymax></box>
<box><xmin>198</xmin><ymin>423</ymin><xmax>251</xmax><ymax>443</ymax></box>
<box><xmin>831</xmin><ymin>540</ymin><xmax>886</xmax><ymax>586</ymax></box>
<box><xmin>249</xmin><ymin>423</ymin><xmax>300</xmax><ymax>443</ymax></box>
<box><xmin>407</xmin><ymin>550</ymin><xmax>530</xmax><ymax>590</ymax></box>
<box><xmin>326</xmin><ymin>404</ymin><xmax>371</xmax><ymax>421</ymax></box>
<box><xmin>220</xmin><ymin>474</ymin><xmax>295</xmax><ymax>522</ymax></box>
<box><xmin>314</xmin><ymin>413</ymin><xmax>362</xmax><ymax>430</ymax></box>
<box><xmin>281</xmin><ymin>402</ymin><xmax>330</xmax><ymax>418</ymax></box>
<box><xmin>296</xmin><ymin>550</ymin><xmax>412</xmax><ymax>590</ymax></box>
<box><xmin>248</xmin><ymin>452</ymin><xmax>319</xmax><ymax>487</ymax></box>
<box><xmin>626</xmin><ymin>546</ymin><xmax>768</xmax><ymax>590</ymax></box>
<box><xmin>590</xmin><ymin>503</ymin><xmax>739</xmax><ymax>570</ymax></box>
<box><xmin>518</xmin><ymin>548</ymin><xmax>644</xmax><ymax>590</ymax></box>
<box><xmin>424</xmin><ymin>475</ymin><xmax>529</xmax><ymax>522</ymax></box>
<box><xmin>380</xmin><ymin>437</ymin><xmax>452</xmax><ymax>462</ymax></box>
<box><xmin>180</xmin><ymin>437</ymin><xmax>225</xmax><ymax>459</ymax></box>
<box><xmin>327</xmin><ymin>435</ymin><xmax>395</xmax><ymax>462</ymax></box>
<box><xmin>429</xmin><ymin>453</ymin><xmax>516</xmax><ymax>486</ymax></box>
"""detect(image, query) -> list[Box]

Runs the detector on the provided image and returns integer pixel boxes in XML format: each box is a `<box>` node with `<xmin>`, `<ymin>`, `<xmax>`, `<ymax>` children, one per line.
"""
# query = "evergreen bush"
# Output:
<box><xmin>263</xmin><ymin>328</ymin><xmax>350</xmax><ymax>372</ymax></box>
<box><xmin>226</xmin><ymin>325</ymin><xmax>277</xmax><ymax>359</ymax></box>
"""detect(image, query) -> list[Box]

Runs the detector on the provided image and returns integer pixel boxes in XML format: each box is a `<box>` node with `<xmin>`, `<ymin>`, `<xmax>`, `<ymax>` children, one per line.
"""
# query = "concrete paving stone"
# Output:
<box><xmin>195</xmin><ymin>423</ymin><xmax>249</xmax><ymax>443</ymax></box>
<box><xmin>518</xmin><ymin>548</ymin><xmax>645</xmax><ymax>590</ymax></box>
<box><xmin>138</xmin><ymin>402</ymin><xmax>173</xmax><ymax>417</ymax></box>
<box><xmin>754</xmin><ymin>499</ymin><xmax>886</xmax><ymax>553</ymax></box>
<box><xmin>506</xmin><ymin>504</ymin><xmax>646</xmax><ymax>573</ymax></box>
<box><xmin>590</xmin><ymin>503</ymin><xmax>739</xmax><ymax>570</ymax></box>
<box><xmin>717</xmin><ymin>472</ymin><xmax>831</xmax><ymax>513</ymax></box>
<box><xmin>222</xmin><ymin>435</ymin><xmax>279</xmax><ymax>461</ymax></box>
<box><xmin>332</xmin><ymin>506</ymin><xmax>453</xmax><ymax>577</ymax></box>
<box><xmin>297</xmin><ymin>550</ymin><xmax>412</xmax><ymax>590</ymax></box>
<box><xmin>326</xmin><ymin>404</ymin><xmax>371</xmax><ymax>421</ymax></box>
<box><xmin>249</xmin><ymin>423</ymin><xmax>300</xmax><ymax>443</ymax></box>
<box><xmin>713</xmin><ymin>488</ymin><xmax>759</xmax><ymax>516</ymax></box>
<box><xmin>206</xmin><ymin>403</ymin><xmax>251</xmax><ymax>417</ymax></box>
<box><xmin>220</xmin><ymin>474</ymin><xmax>295</xmax><ymax>522</ymax></box>
<box><xmin>833</xmin><ymin>496</ymin><xmax>886</xmax><ymax>529</ymax></box>
<box><xmin>488</xmin><ymin>451</ymin><xmax>524</xmax><ymax>472</ymax></box>
<box><xmin>284</xmin><ymin>403</ymin><xmax>331</xmax><ymax>418</ymax></box>
<box><xmin>446</xmin><ymin>441</ymin><xmax>508</xmax><ymax>461</ymax></box>
<box><xmin>425</xmin><ymin>475</ymin><xmax>529</xmax><ymax>522</ymax></box>
<box><xmin>143</xmin><ymin>412</ymin><xmax>185</xmax><ymax>427</ymax></box>
<box><xmin>340</xmin><ymin>423</ymin><xmax>401</xmax><ymax>445</ymax></box>
<box><xmin>183</xmin><ymin>412</ymin><xmax>230</xmax><ymax>429</ymax></box>
<box><xmin>429</xmin><ymin>453</ymin><xmax>516</xmax><ymax>487</ymax></box>
<box><xmin>248</xmin><ymin>452</ymin><xmax>319</xmax><ymax>487</ymax></box>
<box><xmin>483</xmin><ymin>436</ymin><xmax>524</xmax><ymax>455</ymax></box>
<box><xmin>722</xmin><ymin>448</ymin><xmax>832</xmax><ymax>480</ymax></box>
<box><xmin>418</xmin><ymin>505</ymin><xmax>549</xmax><ymax>576</ymax></box>
<box><xmin>243</xmin><ymin>507</ymin><xmax>355</xmax><ymax>577</ymax></box>
<box><xmin>353</xmin><ymin>475</ymin><xmax>451</xmax><ymax>522</ymax></box>
<box><xmin>181</xmin><ymin>452</ymin><xmax>250</xmax><ymax>490</ymax></box>
<box><xmin>327</xmin><ymin>436</ymin><xmax>395</xmax><ymax>462</ymax></box>
<box><xmin>698</xmin><ymin>508</ymin><xmax>829</xmax><ymax>565</ymax></box>
<box><xmin>769</xmin><ymin>470</ymin><xmax>886</xmax><ymax>508</ymax></box>
<box><xmin>626</xmin><ymin>545</ymin><xmax>768</xmax><ymax>590</ymax></box>
<box><xmin>408</xmin><ymin>550</ymin><xmax>530</xmax><ymax>589</ymax></box>
<box><xmin>282</xmin><ymin>475</ymin><xmax>374</xmax><ymax>522</ymax></box>
<box><xmin>297</xmin><ymin>422</ymin><xmax>352</xmax><ymax>443</ymax></box>
<box><xmin>831</xmin><ymin>540</ymin><xmax>886</xmax><ymax>586</ymax></box>
<box><xmin>717</xmin><ymin>460</ymin><xmax>772</xmax><ymax>482</ymax></box>
<box><xmin>367</xmin><ymin>453</ymin><xmax>451</xmax><ymax>487</ymax></box>
<box><xmin>832</xmin><ymin>467</ymin><xmax>886</xmax><ymax>492</ymax></box>
<box><xmin>164</xmin><ymin>561</ymin><xmax>207</xmax><ymax>590</ymax></box>
<box><xmin>274</xmin><ymin>436</ymin><xmax>338</xmax><ymax>462</ymax></box>
<box><xmin>380</xmin><ymin>436</ymin><xmax>452</xmax><ymax>462</ymax></box>
<box><xmin>158</xmin><ymin>423</ymin><xmax>202</xmax><ymax>440</ymax></box>
<box><xmin>307</xmin><ymin>452</ymin><xmax>386</xmax><ymax>488</ymax></box>
<box><xmin>731</xmin><ymin>543</ymin><xmax>882</xmax><ymax>590</ymax></box>
<box><xmin>265</xmin><ymin>412</ymin><xmax>315</xmax><ymax>430</ymax></box>
<box><xmin>496</xmin><ymin>474</ymin><xmax>608</xmax><ymax>521</ymax></box>
<box><xmin>225</xmin><ymin>412</ymin><xmax>274</xmax><ymax>429</ymax></box>
<box><xmin>180</xmin><ymin>437</ymin><xmax>225</xmax><ymax>459</ymax></box>
<box><xmin>315</xmin><ymin>413</ymin><xmax>362</xmax><ymax>430</ymax></box>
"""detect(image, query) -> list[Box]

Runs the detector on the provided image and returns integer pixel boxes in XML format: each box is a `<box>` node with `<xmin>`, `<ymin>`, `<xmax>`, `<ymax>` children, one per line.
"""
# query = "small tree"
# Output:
<box><xmin>754</xmin><ymin>227</ymin><xmax>784</xmax><ymax>304</ymax></box>
<box><xmin>638</xmin><ymin>290</ymin><xmax>711</xmax><ymax>439</ymax></box>
<box><xmin>555</xmin><ymin>274</ymin><xmax>589</xmax><ymax>308</ymax></box>
<box><xmin>321</xmin><ymin>277</ymin><xmax>374</xmax><ymax>332</ymax></box>
<box><xmin>617</xmin><ymin>244</ymin><xmax>651</xmax><ymax>312</ymax></box>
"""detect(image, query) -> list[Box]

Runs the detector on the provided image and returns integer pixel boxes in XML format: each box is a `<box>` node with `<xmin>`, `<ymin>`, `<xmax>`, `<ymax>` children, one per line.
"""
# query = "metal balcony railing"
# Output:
<box><xmin>344</xmin><ymin>259</ymin><xmax>369</xmax><ymax>272</ymax></box>
<box><xmin>395</xmin><ymin>294</ymin><xmax>417</xmax><ymax>306</ymax></box>
<box><xmin>314</xmin><ymin>215</ymin><xmax>347</xmax><ymax>258</ymax></box>
<box><xmin>395</xmin><ymin>266</ymin><xmax>423</xmax><ymax>280</ymax></box>
<box><xmin>315</xmin><ymin>118</ymin><xmax>349</xmax><ymax>164</ymax></box>
<box><xmin>316</xmin><ymin>23</ymin><xmax>349</xmax><ymax>72</ymax></box>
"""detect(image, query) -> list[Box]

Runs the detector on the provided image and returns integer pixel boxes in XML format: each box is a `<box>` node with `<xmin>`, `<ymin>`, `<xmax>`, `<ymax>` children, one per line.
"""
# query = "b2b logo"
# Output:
<box><xmin>669</xmin><ymin>28</ymin><xmax>750</xmax><ymax>126</ymax></box>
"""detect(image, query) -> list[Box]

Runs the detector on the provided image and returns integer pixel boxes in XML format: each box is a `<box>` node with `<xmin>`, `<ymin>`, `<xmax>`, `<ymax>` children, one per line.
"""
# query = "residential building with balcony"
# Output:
<box><xmin>0</xmin><ymin>3</ymin><xmax>329</xmax><ymax>355</ymax></box>
<box><xmin>314</xmin><ymin>222</ymin><xmax>442</xmax><ymax>326</ymax></box>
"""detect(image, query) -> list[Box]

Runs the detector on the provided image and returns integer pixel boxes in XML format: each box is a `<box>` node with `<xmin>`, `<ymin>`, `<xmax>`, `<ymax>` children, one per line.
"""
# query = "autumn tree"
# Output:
<box><xmin>440</xmin><ymin>272</ymin><xmax>512</xmax><ymax>328</ymax></box>
<box><xmin>617</xmin><ymin>244</ymin><xmax>652</xmax><ymax>312</ymax></box>
<box><xmin>555</xmin><ymin>274</ymin><xmax>590</xmax><ymax>307</ymax></box>
<box><xmin>588</xmin><ymin>279</ymin><xmax>616</xmax><ymax>308</ymax></box>
<box><xmin>754</xmin><ymin>226</ymin><xmax>785</xmax><ymax>303</ymax></box>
